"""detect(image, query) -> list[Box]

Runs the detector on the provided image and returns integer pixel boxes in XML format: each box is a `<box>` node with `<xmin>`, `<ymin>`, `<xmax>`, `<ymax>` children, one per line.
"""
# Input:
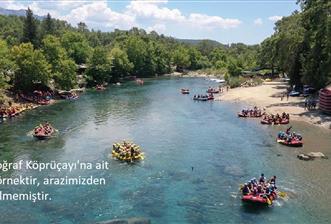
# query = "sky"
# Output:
<box><xmin>0</xmin><ymin>0</ymin><xmax>300</xmax><ymax>44</ymax></box>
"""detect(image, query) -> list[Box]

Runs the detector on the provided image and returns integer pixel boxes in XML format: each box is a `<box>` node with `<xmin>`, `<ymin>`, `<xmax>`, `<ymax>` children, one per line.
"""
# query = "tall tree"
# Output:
<box><xmin>77</xmin><ymin>22</ymin><xmax>88</xmax><ymax>33</ymax></box>
<box><xmin>41</xmin><ymin>13</ymin><xmax>55</xmax><ymax>37</ymax></box>
<box><xmin>172</xmin><ymin>46</ymin><xmax>191</xmax><ymax>72</ymax></box>
<box><xmin>299</xmin><ymin>0</ymin><xmax>331</xmax><ymax>88</ymax></box>
<box><xmin>42</xmin><ymin>35</ymin><xmax>77</xmax><ymax>90</ymax></box>
<box><xmin>11</xmin><ymin>43</ymin><xmax>51</xmax><ymax>91</ymax></box>
<box><xmin>61</xmin><ymin>31</ymin><xmax>91</xmax><ymax>64</ymax></box>
<box><xmin>109</xmin><ymin>47</ymin><xmax>133</xmax><ymax>81</ymax></box>
<box><xmin>86</xmin><ymin>47</ymin><xmax>112</xmax><ymax>85</ymax></box>
<box><xmin>22</xmin><ymin>8</ymin><xmax>38</xmax><ymax>46</ymax></box>
<box><xmin>0</xmin><ymin>39</ymin><xmax>12</xmax><ymax>90</ymax></box>
<box><xmin>126</xmin><ymin>36</ymin><xmax>147</xmax><ymax>76</ymax></box>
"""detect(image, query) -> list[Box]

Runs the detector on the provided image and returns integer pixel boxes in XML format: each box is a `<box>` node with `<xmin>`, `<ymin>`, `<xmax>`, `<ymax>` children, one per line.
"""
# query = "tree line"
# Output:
<box><xmin>0</xmin><ymin>8</ymin><xmax>259</xmax><ymax>93</ymax></box>
<box><xmin>258</xmin><ymin>0</ymin><xmax>331</xmax><ymax>89</ymax></box>
<box><xmin>1</xmin><ymin>0</ymin><xmax>329</xmax><ymax>95</ymax></box>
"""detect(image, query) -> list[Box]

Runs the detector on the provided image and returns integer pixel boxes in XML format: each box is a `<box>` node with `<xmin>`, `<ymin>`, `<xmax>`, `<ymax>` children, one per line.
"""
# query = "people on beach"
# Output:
<box><xmin>0</xmin><ymin>104</ymin><xmax>36</xmax><ymax>119</ymax></box>
<box><xmin>20</xmin><ymin>90</ymin><xmax>53</xmax><ymax>105</ymax></box>
<box><xmin>304</xmin><ymin>97</ymin><xmax>317</xmax><ymax>110</ymax></box>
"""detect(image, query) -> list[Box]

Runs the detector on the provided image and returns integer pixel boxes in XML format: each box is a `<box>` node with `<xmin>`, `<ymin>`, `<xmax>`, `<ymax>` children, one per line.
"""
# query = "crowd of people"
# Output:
<box><xmin>60</xmin><ymin>92</ymin><xmax>79</xmax><ymax>100</ymax></box>
<box><xmin>277</xmin><ymin>126</ymin><xmax>303</xmax><ymax>146</ymax></box>
<box><xmin>20</xmin><ymin>90</ymin><xmax>53</xmax><ymax>105</ymax></box>
<box><xmin>112</xmin><ymin>141</ymin><xmax>144</xmax><ymax>162</ymax></box>
<box><xmin>0</xmin><ymin>103</ymin><xmax>36</xmax><ymax>119</ymax></box>
<box><xmin>304</xmin><ymin>97</ymin><xmax>317</xmax><ymax>110</ymax></box>
<box><xmin>96</xmin><ymin>85</ymin><xmax>106</xmax><ymax>91</ymax></box>
<box><xmin>242</xmin><ymin>174</ymin><xmax>277</xmax><ymax>198</ymax></box>
<box><xmin>207</xmin><ymin>87</ymin><xmax>219</xmax><ymax>94</ymax></box>
<box><xmin>261</xmin><ymin>112</ymin><xmax>290</xmax><ymax>125</ymax></box>
<box><xmin>33</xmin><ymin>122</ymin><xmax>55</xmax><ymax>138</ymax></box>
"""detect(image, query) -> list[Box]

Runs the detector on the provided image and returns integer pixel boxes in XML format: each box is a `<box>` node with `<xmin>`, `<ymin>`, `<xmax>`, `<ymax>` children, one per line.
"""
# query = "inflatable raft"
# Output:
<box><xmin>238</xmin><ymin>113</ymin><xmax>263</xmax><ymax>118</ymax></box>
<box><xmin>277</xmin><ymin>138</ymin><xmax>303</xmax><ymax>147</ymax></box>
<box><xmin>206</xmin><ymin>89</ymin><xmax>219</xmax><ymax>94</ymax></box>
<box><xmin>261</xmin><ymin>119</ymin><xmax>289</xmax><ymax>125</ymax></box>
<box><xmin>112</xmin><ymin>141</ymin><xmax>144</xmax><ymax>162</ymax></box>
<box><xmin>181</xmin><ymin>89</ymin><xmax>190</xmax><ymax>94</ymax></box>
<box><xmin>242</xmin><ymin>192</ymin><xmax>277</xmax><ymax>206</ymax></box>
<box><xmin>33</xmin><ymin>127</ymin><xmax>55</xmax><ymax>140</ymax></box>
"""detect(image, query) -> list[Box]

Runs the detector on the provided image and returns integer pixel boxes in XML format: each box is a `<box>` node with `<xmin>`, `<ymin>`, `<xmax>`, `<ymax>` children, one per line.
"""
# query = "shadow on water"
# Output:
<box><xmin>240</xmin><ymin>202</ymin><xmax>272</xmax><ymax>214</ymax></box>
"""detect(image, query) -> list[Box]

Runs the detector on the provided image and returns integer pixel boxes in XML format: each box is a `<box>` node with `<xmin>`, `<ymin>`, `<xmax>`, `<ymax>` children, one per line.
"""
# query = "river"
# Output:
<box><xmin>0</xmin><ymin>77</ymin><xmax>330</xmax><ymax>224</ymax></box>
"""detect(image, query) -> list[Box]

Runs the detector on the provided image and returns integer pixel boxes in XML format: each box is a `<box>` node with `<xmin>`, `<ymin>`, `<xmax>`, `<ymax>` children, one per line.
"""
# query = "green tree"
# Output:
<box><xmin>227</xmin><ymin>59</ymin><xmax>242</xmax><ymax>77</ymax></box>
<box><xmin>42</xmin><ymin>35</ymin><xmax>77</xmax><ymax>90</ymax></box>
<box><xmin>109</xmin><ymin>47</ymin><xmax>133</xmax><ymax>81</ymax></box>
<box><xmin>11</xmin><ymin>43</ymin><xmax>51</xmax><ymax>91</ymax></box>
<box><xmin>126</xmin><ymin>36</ymin><xmax>147</xmax><ymax>76</ymax></box>
<box><xmin>258</xmin><ymin>36</ymin><xmax>278</xmax><ymax>75</ymax></box>
<box><xmin>143</xmin><ymin>41</ymin><xmax>157</xmax><ymax>76</ymax></box>
<box><xmin>53</xmin><ymin>59</ymin><xmax>77</xmax><ymax>90</ymax></box>
<box><xmin>153</xmin><ymin>42</ymin><xmax>172</xmax><ymax>74</ymax></box>
<box><xmin>299</xmin><ymin>0</ymin><xmax>331</xmax><ymax>88</ymax></box>
<box><xmin>61</xmin><ymin>31</ymin><xmax>91</xmax><ymax>64</ymax></box>
<box><xmin>0</xmin><ymin>39</ymin><xmax>12</xmax><ymax>90</ymax></box>
<box><xmin>209</xmin><ymin>48</ymin><xmax>227</xmax><ymax>65</ymax></box>
<box><xmin>22</xmin><ymin>8</ymin><xmax>38</xmax><ymax>46</ymax></box>
<box><xmin>41</xmin><ymin>13</ymin><xmax>55</xmax><ymax>37</ymax></box>
<box><xmin>172</xmin><ymin>46</ymin><xmax>190</xmax><ymax>71</ymax></box>
<box><xmin>196</xmin><ymin>40</ymin><xmax>218</xmax><ymax>56</ymax></box>
<box><xmin>86</xmin><ymin>47</ymin><xmax>112</xmax><ymax>85</ymax></box>
<box><xmin>188</xmin><ymin>47</ymin><xmax>203</xmax><ymax>70</ymax></box>
<box><xmin>77</xmin><ymin>22</ymin><xmax>89</xmax><ymax>33</ymax></box>
<box><xmin>274</xmin><ymin>13</ymin><xmax>305</xmax><ymax>86</ymax></box>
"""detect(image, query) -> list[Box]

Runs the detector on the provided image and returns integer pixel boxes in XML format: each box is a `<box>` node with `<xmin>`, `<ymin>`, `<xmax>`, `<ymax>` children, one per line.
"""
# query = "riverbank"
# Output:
<box><xmin>219</xmin><ymin>81</ymin><xmax>331</xmax><ymax>130</ymax></box>
<box><xmin>166</xmin><ymin>70</ymin><xmax>224</xmax><ymax>78</ymax></box>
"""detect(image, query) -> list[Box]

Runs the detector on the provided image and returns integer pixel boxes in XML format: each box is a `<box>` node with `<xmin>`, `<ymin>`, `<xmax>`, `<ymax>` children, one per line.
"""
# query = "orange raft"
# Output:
<box><xmin>242</xmin><ymin>192</ymin><xmax>277</xmax><ymax>206</ymax></box>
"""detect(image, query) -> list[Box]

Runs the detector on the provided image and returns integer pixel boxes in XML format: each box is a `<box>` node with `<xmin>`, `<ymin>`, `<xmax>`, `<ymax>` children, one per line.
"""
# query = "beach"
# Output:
<box><xmin>218</xmin><ymin>81</ymin><xmax>331</xmax><ymax>131</ymax></box>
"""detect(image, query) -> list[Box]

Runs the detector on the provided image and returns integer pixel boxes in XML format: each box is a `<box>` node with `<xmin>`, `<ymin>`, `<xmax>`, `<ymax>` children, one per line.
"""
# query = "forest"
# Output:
<box><xmin>0</xmin><ymin>0</ymin><xmax>330</xmax><ymax>98</ymax></box>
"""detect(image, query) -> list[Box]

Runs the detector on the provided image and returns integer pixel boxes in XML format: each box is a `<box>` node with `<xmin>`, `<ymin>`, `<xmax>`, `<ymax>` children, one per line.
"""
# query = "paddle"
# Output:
<box><xmin>277</xmin><ymin>191</ymin><xmax>287</xmax><ymax>198</ymax></box>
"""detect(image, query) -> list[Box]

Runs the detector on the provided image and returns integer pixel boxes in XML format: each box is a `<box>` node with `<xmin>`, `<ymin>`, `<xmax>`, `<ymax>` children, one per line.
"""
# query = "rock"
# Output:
<box><xmin>297</xmin><ymin>152</ymin><xmax>328</xmax><ymax>161</ymax></box>
<box><xmin>127</xmin><ymin>218</ymin><xmax>151</xmax><ymax>224</ymax></box>
<box><xmin>97</xmin><ymin>220</ymin><xmax>128</xmax><ymax>224</ymax></box>
<box><xmin>307</xmin><ymin>152</ymin><xmax>328</xmax><ymax>159</ymax></box>
<box><xmin>97</xmin><ymin>219</ymin><xmax>129</xmax><ymax>224</ymax></box>
<box><xmin>96</xmin><ymin>218</ymin><xmax>151</xmax><ymax>224</ymax></box>
<box><xmin>297</xmin><ymin>154</ymin><xmax>313</xmax><ymax>161</ymax></box>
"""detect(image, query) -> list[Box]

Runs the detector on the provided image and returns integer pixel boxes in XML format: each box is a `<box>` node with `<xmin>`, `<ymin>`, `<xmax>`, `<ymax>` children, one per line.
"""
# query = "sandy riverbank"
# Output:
<box><xmin>218</xmin><ymin>81</ymin><xmax>331</xmax><ymax>131</ymax></box>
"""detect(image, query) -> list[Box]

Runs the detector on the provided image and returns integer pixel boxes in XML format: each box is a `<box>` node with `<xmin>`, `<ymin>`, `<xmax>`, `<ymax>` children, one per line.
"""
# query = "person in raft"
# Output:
<box><xmin>269</xmin><ymin>175</ymin><xmax>277</xmax><ymax>188</ymax></box>
<box><xmin>259</xmin><ymin>173</ymin><xmax>266</xmax><ymax>184</ymax></box>
<box><xmin>242</xmin><ymin>175</ymin><xmax>277</xmax><ymax>197</ymax></box>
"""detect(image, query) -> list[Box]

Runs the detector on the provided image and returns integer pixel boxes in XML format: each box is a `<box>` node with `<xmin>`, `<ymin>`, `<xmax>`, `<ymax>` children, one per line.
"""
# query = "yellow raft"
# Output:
<box><xmin>112</xmin><ymin>141</ymin><xmax>144</xmax><ymax>162</ymax></box>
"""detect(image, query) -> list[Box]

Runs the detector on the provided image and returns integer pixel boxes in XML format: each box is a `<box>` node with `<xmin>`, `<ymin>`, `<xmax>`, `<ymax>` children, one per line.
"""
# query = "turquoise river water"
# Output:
<box><xmin>0</xmin><ymin>78</ymin><xmax>330</xmax><ymax>224</ymax></box>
